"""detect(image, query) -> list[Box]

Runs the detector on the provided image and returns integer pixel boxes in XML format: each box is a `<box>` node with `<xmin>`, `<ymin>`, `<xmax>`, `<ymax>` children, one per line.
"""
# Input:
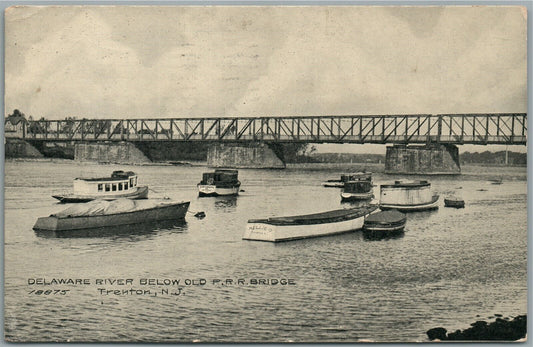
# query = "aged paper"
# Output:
<box><xmin>4</xmin><ymin>5</ymin><xmax>528</xmax><ymax>343</ymax></box>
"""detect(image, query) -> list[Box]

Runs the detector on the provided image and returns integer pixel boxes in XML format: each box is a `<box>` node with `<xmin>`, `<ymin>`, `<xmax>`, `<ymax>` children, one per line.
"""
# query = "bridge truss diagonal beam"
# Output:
<box><xmin>12</xmin><ymin>113</ymin><xmax>526</xmax><ymax>145</ymax></box>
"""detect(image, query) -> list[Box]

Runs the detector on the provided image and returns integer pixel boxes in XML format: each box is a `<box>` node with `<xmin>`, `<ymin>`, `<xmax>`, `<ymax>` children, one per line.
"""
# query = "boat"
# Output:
<box><xmin>198</xmin><ymin>169</ymin><xmax>241</xmax><ymax>197</ymax></box>
<box><xmin>363</xmin><ymin>209</ymin><xmax>406</xmax><ymax>238</ymax></box>
<box><xmin>444</xmin><ymin>197</ymin><xmax>465</xmax><ymax>208</ymax></box>
<box><xmin>243</xmin><ymin>205</ymin><xmax>378</xmax><ymax>242</ymax></box>
<box><xmin>340</xmin><ymin>175</ymin><xmax>374</xmax><ymax>201</ymax></box>
<box><xmin>379</xmin><ymin>180</ymin><xmax>439</xmax><ymax>212</ymax></box>
<box><xmin>33</xmin><ymin>198</ymin><xmax>190</xmax><ymax>232</ymax></box>
<box><xmin>323</xmin><ymin>172</ymin><xmax>372</xmax><ymax>188</ymax></box>
<box><xmin>52</xmin><ymin>170</ymin><xmax>148</xmax><ymax>203</ymax></box>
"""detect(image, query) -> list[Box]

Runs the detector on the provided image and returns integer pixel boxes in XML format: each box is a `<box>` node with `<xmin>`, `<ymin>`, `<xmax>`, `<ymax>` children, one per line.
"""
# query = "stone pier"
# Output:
<box><xmin>385</xmin><ymin>144</ymin><xmax>461</xmax><ymax>174</ymax></box>
<box><xmin>5</xmin><ymin>139</ymin><xmax>43</xmax><ymax>158</ymax></box>
<box><xmin>207</xmin><ymin>143</ymin><xmax>286</xmax><ymax>168</ymax></box>
<box><xmin>74</xmin><ymin>142</ymin><xmax>151</xmax><ymax>164</ymax></box>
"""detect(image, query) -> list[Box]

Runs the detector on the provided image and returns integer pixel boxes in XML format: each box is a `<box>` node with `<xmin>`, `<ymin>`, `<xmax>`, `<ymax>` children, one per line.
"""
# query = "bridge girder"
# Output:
<box><xmin>6</xmin><ymin>113</ymin><xmax>527</xmax><ymax>145</ymax></box>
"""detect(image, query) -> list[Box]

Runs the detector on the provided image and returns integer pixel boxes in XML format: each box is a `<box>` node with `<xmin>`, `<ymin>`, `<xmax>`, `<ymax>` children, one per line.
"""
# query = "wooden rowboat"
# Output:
<box><xmin>33</xmin><ymin>199</ymin><xmax>190</xmax><ymax>232</ymax></box>
<box><xmin>243</xmin><ymin>205</ymin><xmax>378</xmax><ymax>242</ymax></box>
<box><xmin>363</xmin><ymin>210</ymin><xmax>406</xmax><ymax>238</ymax></box>
<box><xmin>444</xmin><ymin>197</ymin><xmax>465</xmax><ymax>208</ymax></box>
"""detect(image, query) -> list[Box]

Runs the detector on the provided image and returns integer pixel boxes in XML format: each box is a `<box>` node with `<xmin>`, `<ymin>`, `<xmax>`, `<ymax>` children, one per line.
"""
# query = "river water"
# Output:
<box><xmin>3</xmin><ymin>160</ymin><xmax>527</xmax><ymax>342</ymax></box>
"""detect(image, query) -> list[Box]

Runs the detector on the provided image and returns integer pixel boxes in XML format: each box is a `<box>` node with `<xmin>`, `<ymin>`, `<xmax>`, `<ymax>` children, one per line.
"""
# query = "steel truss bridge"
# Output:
<box><xmin>6</xmin><ymin>113</ymin><xmax>527</xmax><ymax>145</ymax></box>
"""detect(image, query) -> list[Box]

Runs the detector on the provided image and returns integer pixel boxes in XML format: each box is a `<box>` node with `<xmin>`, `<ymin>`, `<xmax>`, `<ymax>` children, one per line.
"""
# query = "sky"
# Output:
<box><xmin>4</xmin><ymin>6</ymin><xmax>528</xmax><ymax>153</ymax></box>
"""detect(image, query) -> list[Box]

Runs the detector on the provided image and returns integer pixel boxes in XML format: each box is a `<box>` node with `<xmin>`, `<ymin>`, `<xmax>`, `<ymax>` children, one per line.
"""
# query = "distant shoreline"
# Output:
<box><xmin>3</xmin><ymin>158</ymin><xmax>527</xmax><ymax>169</ymax></box>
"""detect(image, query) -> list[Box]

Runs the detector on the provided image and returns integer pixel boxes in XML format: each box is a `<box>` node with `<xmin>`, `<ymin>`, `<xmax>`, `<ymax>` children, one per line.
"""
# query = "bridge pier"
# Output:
<box><xmin>385</xmin><ymin>144</ymin><xmax>461</xmax><ymax>175</ymax></box>
<box><xmin>207</xmin><ymin>143</ymin><xmax>286</xmax><ymax>169</ymax></box>
<box><xmin>5</xmin><ymin>139</ymin><xmax>44</xmax><ymax>158</ymax></box>
<box><xmin>74</xmin><ymin>142</ymin><xmax>152</xmax><ymax>164</ymax></box>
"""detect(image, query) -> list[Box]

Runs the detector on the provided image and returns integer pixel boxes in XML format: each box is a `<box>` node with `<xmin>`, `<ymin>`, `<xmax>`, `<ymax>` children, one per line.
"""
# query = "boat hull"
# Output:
<box><xmin>52</xmin><ymin>186</ymin><xmax>149</xmax><ymax>203</ymax></box>
<box><xmin>198</xmin><ymin>184</ymin><xmax>240</xmax><ymax>197</ymax></box>
<box><xmin>243</xmin><ymin>206</ymin><xmax>377</xmax><ymax>242</ymax></box>
<box><xmin>340</xmin><ymin>191</ymin><xmax>373</xmax><ymax>201</ymax></box>
<box><xmin>323</xmin><ymin>182</ymin><xmax>344</xmax><ymax>188</ymax></box>
<box><xmin>380</xmin><ymin>195</ymin><xmax>439</xmax><ymax>212</ymax></box>
<box><xmin>444</xmin><ymin>199</ymin><xmax>465</xmax><ymax>208</ymax></box>
<box><xmin>33</xmin><ymin>201</ymin><xmax>190</xmax><ymax>232</ymax></box>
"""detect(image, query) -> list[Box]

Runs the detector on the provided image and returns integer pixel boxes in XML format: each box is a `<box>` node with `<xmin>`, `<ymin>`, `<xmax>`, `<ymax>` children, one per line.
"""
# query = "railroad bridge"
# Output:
<box><xmin>5</xmin><ymin>113</ymin><xmax>527</xmax><ymax>173</ymax></box>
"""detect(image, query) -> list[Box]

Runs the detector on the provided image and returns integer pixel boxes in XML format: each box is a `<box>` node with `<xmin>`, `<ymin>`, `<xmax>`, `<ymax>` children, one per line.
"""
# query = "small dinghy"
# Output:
<box><xmin>244</xmin><ymin>205</ymin><xmax>378</xmax><ymax>242</ymax></box>
<box><xmin>33</xmin><ymin>198</ymin><xmax>190</xmax><ymax>232</ymax></box>
<box><xmin>444</xmin><ymin>197</ymin><xmax>465</xmax><ymax>208</ymax></box>
<box><xmin>363</xmin><ymin>209</ymin><xmax>406</xmax><ymax>238</ymax></box>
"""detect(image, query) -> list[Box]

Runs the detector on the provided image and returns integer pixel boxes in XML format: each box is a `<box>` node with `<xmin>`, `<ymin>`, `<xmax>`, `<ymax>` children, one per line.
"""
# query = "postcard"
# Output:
<box><xmin>3</xmin><ymin>5</ymin><xmax>527</xmax><ymax>342</ymax></box>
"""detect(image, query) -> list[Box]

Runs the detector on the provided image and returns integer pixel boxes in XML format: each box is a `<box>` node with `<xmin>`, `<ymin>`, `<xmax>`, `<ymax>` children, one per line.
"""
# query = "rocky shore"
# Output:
<box><xmin>427</xmin><ymin>315</ymin><xmax>527</xmax><ymax>341</ymax></box>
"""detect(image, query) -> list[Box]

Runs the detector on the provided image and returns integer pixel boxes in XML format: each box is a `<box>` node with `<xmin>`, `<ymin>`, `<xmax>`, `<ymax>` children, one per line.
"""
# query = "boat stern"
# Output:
<box><xmin>33</xmin><ymin>216</ymin><xmax>60</xmax><ymax>231</ymax></box>
<box><xmin>243</xmin><ymin>222</ymin><xmax>277</xmax><ymax>242</ymax></box>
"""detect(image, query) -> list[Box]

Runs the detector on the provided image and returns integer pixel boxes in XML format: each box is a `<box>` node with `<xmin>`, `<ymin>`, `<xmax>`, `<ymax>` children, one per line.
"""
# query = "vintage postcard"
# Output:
<box><xmin>3</xmin><ymin>5</ymin><xmax>527</xmax><ymax>343</ymax></box>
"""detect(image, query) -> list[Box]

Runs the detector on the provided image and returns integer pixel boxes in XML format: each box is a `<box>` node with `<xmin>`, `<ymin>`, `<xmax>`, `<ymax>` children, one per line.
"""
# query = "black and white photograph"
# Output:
<box><xmin>3</xmin><ymin>5</ymin><xmax>528</xmax><ymax>342</ymax></box>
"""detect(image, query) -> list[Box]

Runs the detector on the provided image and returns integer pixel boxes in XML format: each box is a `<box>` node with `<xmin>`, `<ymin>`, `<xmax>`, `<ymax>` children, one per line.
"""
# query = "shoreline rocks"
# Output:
<box><xmin>427</xmin><ymin>315</ymin><xmax>527</xmax><ymax>341</ymax></box>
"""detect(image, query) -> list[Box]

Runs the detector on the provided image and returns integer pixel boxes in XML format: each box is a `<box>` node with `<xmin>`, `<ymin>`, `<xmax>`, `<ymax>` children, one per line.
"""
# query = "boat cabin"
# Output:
<box><xmin>341</xmin><ymin>172</ymin><xmax>372</xmax><ymax>182</ymax></box>
<box><xmin>344</xmin><ymin>180</ymin><xmax>373</xmax><ymax>193</ymax></box>
<box><xmin>200</xmin><ymin>169</ymin><xmax>239</xmax><ymax>185</ymax></box>
<box><xmin>380</xmin><ymin>180</ymin><xmax>433</xmax><ymax>206</ymax></box>
<box><xmin>72</xmin><ymin>171</ymin><xmax>138</xmax><ymax>196</ymax></box>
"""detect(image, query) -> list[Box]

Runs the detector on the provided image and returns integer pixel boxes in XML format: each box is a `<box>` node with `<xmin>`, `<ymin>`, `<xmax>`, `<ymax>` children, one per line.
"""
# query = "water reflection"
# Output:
<box><xmin>363</xmin><ymin>229</ymin><xmax>405</xmax><ymax>241</ymax></box>
<box><xmin>213</xmin><ymin>196</ymin><xmax>238</xmax><ymax>210</ymax></box>
<box><xmin>34</xmin><ymin>219</ymin><xmax>187</xmax><ymax>239</ymax></box>
<box><xmin>340</xmin><ymin>199</ymin><xmax>373</xmax><ymax>207</ymax></box>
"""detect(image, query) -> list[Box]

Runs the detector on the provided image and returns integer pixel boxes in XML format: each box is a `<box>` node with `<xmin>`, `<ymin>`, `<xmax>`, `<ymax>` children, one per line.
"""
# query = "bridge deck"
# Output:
<box><xmin>5</xmin><ymin>114</ymin><xmax>527</xmax><ymax>145</ymax></box>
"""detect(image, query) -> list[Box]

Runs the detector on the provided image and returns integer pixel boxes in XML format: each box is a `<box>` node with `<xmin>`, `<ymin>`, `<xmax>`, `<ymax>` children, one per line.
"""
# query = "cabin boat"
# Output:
<box><xmin>198</xmin><ymin>169</ymin><xmax>241</xmax><ymax>197</ymax></box>
<box><xmin>243</xmin><ymin>205</ymin><xmax>378</xmax><ymax>242</ymax></box>
<box><xmin>379</xmin><ymin>180</ymin><xmax>439</xmax><ymax>212</ymax></box>
<box><xmin>52</xmin><ymin>171</ymin><xmax>148</xmax><ymax>203</ymax></box>
<box><xmin>444</xmin><ymin>197</ymin><xmax>465</xmax><ymax>208</ymax></box>
<box><xmin>340</xmin><ymin>174</ymin><xmax>374</xmax><ymax>201</ymax></box>
<box><xmin>33</xmin><ymin>198</ymin><xmax>189</xmax><ymax>232</ymax></box>
<box><xmin>363</xmin><ymin>209</ymin><xmax>406</xmax><ymax>238</ymax></box>
<box><xmin>323</xmin><ymin>172</ymin><xmax>371</xmax><ymax>188</ymax></box>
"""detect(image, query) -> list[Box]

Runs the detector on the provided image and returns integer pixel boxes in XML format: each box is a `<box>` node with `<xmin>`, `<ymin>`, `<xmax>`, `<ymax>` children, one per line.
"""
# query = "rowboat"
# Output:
<box><xmin>363</xmin><ymin>209</ymin><xmax>406</xmax><ymax>238</ymax></box>
<box><xmin>379</xmin><ymin>180</ymin><xmax>439</xmax><ymax>212</ymax></box>
<box><xmin>243</xmin><ymin>205</ymin><xmax>378</xmax><ymax>242</ymax></box>
<box><xmin>444</xmin><ymin>197</ymin><xmax>465</xmax><ymax>208</ymax></box>
<box><xmin>52</xmin><ymin>170</ymin><xmax>148</xmax><ymax>203</ymax></box>
<box><xmin>198</xmin><ymin>169</ymin><xmax>241</xmax><ymax>197</ymax></box>
<box><xmin>33</xmin><ymin>198</ymin><xmax>190</xmax><ymax>232</ymax></box>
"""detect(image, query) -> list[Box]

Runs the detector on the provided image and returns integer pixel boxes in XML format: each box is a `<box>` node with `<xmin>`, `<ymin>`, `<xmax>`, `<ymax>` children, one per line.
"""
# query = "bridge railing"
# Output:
<box><xmin>5</xmin><ymin>113</ymin><xmax>527</xmax><ymax>145</ymax></box>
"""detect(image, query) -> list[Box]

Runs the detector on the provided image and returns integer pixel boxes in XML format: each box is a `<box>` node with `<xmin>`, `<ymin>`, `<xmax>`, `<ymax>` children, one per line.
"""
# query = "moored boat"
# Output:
<box><xmin>444</xmin><ymin>197</ymin><xmax>465</xmax><ymax>208</ymax></box>
<box><xmin>243</xmin><ymin>205</ymin><xmax>378</xmax><ymax>242</ymax></box>
<box><xmin>33</xmin><ymin>198</ymin><xmax>190</xmax><ymax>232</ymax></box>
<box><xmin>379</xmin><ymin>180</ymin><xmax>439</xmax><ymax>212</ymax></box>
<box><xmin>198</xmin><ymin>169</ymin><xmax>241</xmax><ymax>197</ymax></box>
<box><xmin>340</xmin><ymin>175</ymin><xmax>374</xmax><ymax>201</ymax></box>
<box><xmin>323</xmin><ymin>172</ymin><xmax>372</xmax><ymax>188</ymax></box>
<box><xmin>52</xmin><ymin>170</ymin><xmax>148</xmax><ymax>203</ymax></box>
<box><xmin>363</xmin><ymin>209</ymin><xmax>406</xmax><ymax>238</ymax></box>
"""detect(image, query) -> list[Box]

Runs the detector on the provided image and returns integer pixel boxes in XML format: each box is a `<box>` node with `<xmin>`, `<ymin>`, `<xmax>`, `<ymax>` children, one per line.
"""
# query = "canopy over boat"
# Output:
<box><xmin>365</xmin><ymin>209</ymin><xmax>406</xmax><ymax>224</ymax></box>
<box><xmin>51</xmin><ymin>198</ymin><xmax>182</xmax><ymax>218</ymax></box>
<box><xmin>250</xmin><ymin>205</ymin><xmax>377</xmax><ymax>226</ymax></box>
<box><xmin>381</xmin><ymin>180</ymin><xmax>430</xmax><ymax>188</ymax></box>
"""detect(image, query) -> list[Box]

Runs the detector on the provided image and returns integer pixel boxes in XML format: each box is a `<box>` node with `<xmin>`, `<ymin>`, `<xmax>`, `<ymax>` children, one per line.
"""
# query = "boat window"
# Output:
<box><xmin>98</xmin><ymin>184</ymin><xmax>103</xmax><ymax>192</ymax></box>
<box><xmin>124</xmin><ymin>182</ymin><xmax>128</xmax><ymax>190</ymax></box>
<box><xmin>105</xmin><ymin>184</ymin><xmax>111</xmax><ymax>192</ymax></box>
<box><xmin>130</xmin><ymin>178</ymin><xmax>134</xmax><ymax>187</ymax></box>
<box><xmin>118</xmin><ymin>183</ymin><xmax>123</xmax><ymax>191</ymax></box>
<box><xmin>112</xmin><ymin>184</ymin><xmax>117</xmax><ymax>191</ymax></box>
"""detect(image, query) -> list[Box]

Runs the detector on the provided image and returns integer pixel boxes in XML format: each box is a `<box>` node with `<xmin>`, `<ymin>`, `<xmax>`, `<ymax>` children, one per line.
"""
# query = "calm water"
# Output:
<box><xmin>3</xmin><ymin>160</ymin><xmax>527</xmax><ymax>342</ymax></box>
